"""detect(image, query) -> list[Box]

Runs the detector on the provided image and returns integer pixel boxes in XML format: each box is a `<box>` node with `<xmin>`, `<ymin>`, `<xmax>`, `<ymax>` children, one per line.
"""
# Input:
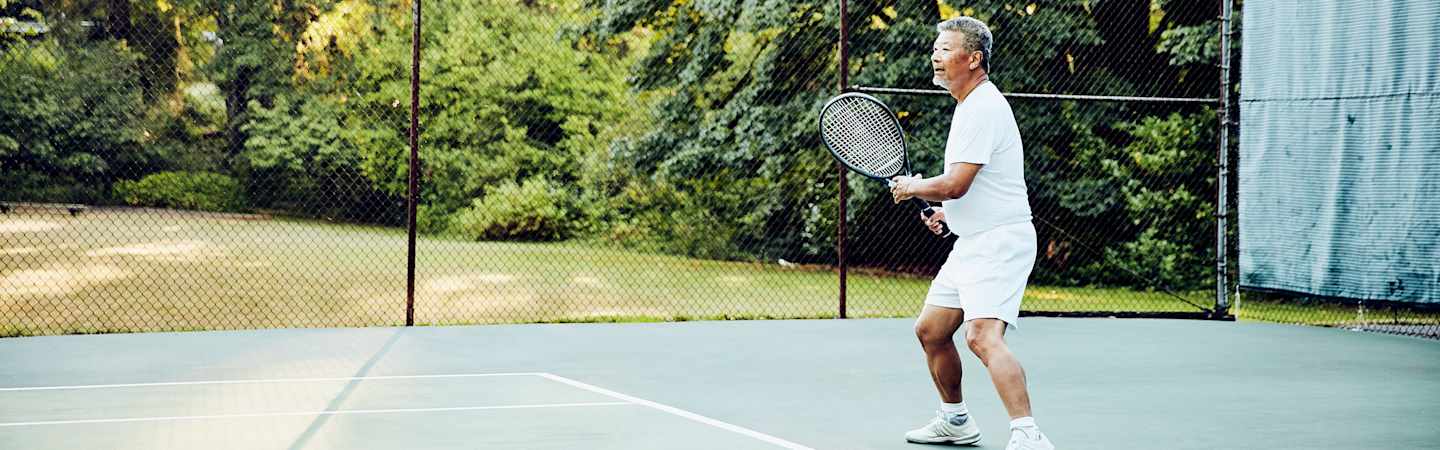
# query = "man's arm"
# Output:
<box><xmin>891</xmin><ymin>162</ymin><xmax>982</xmax><ymax>203</ymax></box>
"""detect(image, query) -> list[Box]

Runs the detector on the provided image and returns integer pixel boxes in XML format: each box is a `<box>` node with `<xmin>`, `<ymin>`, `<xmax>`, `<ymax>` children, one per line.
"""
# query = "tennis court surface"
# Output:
<box><xmin>3</xmin><ymin>318</ymin><xmax>1435</xmax><ymax>450</ymax></box>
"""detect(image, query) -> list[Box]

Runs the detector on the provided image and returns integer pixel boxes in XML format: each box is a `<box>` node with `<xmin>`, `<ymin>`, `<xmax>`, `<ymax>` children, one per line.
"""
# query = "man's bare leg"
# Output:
<box><xmin>914</xmin><ymin>304</ymin><xmax>968</xmax><ymax>402</ymax></box>
<box><xmin>964</xmin><ymin>318</ymin><xmax>1031</xmax><ymax>418</ymax></box>
<box><xmin>965</xmin><ymin>318</ymin><xmax>1055</xmax><ymax>448</ymax></box>
<box><xmin>905</xmin><ymin>304</ymin><xmax>983</xmax><ymax>445</ymax></box>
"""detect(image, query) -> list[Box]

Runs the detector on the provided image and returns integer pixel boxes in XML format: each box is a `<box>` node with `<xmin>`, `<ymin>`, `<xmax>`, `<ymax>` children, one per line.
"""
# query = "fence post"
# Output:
<box><xmin>406</xmin><ymin>0</ymin><xmax>422</xmax><ymax>327</ymax></box>
<box><xmin>836</xmin><ymin>0</ymin><xmax>850</xmax><ymax>319</ymax></box>
<box><xmin>1214</xmin><ymin>0</ymin><xmax>1233</xmax><ymax>318</ymax></box>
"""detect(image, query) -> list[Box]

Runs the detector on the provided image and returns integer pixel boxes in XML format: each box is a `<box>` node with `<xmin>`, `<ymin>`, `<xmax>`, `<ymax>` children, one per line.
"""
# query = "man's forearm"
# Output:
<box><xmin>909</xmin><ymin>177</ymin><xmax>964</xmax><ymax>202</ymax></box>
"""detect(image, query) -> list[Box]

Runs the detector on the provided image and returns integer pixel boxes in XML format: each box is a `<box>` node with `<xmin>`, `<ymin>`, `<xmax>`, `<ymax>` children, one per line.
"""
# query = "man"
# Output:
<box><xmin>889</xmin><ymin>17</ymin><xmax>1055</xmax><ymax>450</ymax></box>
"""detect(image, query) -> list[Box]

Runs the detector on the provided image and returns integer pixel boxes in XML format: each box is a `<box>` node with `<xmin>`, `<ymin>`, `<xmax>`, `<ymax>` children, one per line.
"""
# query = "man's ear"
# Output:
<box><xmin>969</xmin><ymin>51</ymin><xmax>982</xmax><ymax>70</ymax></box>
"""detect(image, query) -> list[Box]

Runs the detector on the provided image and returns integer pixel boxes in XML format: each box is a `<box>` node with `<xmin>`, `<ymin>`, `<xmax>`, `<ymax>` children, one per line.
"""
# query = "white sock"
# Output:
<box><xmin>941</xmin><ymin>401</ymin><xmax>969</xmax><ymax>416</ymax></box>
<box><xmin>1010</xmin><ymin>416</ymin><xmax>1038</xmax><ymax>430</ymax></box>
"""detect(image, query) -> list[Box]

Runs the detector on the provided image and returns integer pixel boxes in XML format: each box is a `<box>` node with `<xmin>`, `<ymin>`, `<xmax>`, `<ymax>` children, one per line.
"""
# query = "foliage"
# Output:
<box><xmin>583</xmin><ymin>1</ymin><xmax>842</xmax><ymax>262</ymax></box>
<box><xmin>1102</xmin><ymin>111</ymin><xmax>1216</xmax><ymax>288</ymax></box>
<box><xmin>448</xmin><ymin>176</ymin><xmax>575</xmax><ymax>241</ymax></box>
<box><xmin>238</xmin><ymin>95</ymin><xmax>398</xmax><ymax>221</ymax></box>
<box><xmin>0</xmin><ymin>38</ymin><xmax>147</xmax><ymax>203</ymax></box>
<box><xmin>3</xmin><ymin>0</ymin><xmax>1226</xmax><ymax>290</ymax></box>
<box><xmin>113</xmin><ymin>171</ymin><xmax>244</xmax><ymax>212</ymax></box>
<box><xmin>343</xmin><ymin>0</ymin><xmax>643</xmax><ymax>223</ymax></box>
<box><xmin>1158</xmin><ymin>24</ymin><xmax>1218</xmax><ymax>67</ymax></box>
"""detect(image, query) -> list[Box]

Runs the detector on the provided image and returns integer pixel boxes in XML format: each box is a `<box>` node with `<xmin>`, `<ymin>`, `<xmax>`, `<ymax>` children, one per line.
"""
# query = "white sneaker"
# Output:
<box><xmin>905</xmin><ymin>411</ymin><xmax>982</xmax><ymax>445</ymax></box>
<box><xmin>1005</xmin><ymin>427</ymin><xmax>1055</xmax><ymax>450</ymax></box>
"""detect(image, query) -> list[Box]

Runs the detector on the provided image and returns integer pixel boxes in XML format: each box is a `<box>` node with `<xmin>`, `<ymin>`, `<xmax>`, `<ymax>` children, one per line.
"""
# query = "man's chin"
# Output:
<box><xmin>931</xmin><ymin>77</ymin><xmax>951</xmax><ymax>90</ymax></box>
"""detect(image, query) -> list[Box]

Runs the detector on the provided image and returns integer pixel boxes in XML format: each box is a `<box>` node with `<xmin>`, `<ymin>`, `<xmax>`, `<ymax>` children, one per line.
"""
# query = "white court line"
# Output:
<box><xmin>0</xmin><ymin>402</ymin><xmax>631</xmax><ymax>427</ymax></box>
<box><xmin>537</xmin><ymin>373</ymin><xmax>816</xmax><ymax>450</ymax></box>
<box><xmin>0</xmin><ymin>372</ymin><xmax>542</xmax><ymax>392</ymax></box>
<box><xmin>4</xmin><ymin>371</ymin><xmax>818</xmax><ymax>449</ymax></box>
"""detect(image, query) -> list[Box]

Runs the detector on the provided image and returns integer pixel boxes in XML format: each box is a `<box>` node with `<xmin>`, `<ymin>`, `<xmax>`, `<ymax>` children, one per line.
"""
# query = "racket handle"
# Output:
<box><xmin>914</xmin><ymin>199</ymin><xmax>952</xmax><ymax>238</ymax></box>
<box><xmin>885</xmin><ymin>176</ymin><xmax>951</xmax><ymax>238</ymax></box>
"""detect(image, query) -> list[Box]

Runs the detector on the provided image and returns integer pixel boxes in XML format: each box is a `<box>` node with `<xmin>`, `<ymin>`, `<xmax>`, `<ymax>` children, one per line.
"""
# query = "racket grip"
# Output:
<box><xmin>886</xmin><ymin>176</ymin><xmax>952</xmax><ymax>238</ymax></box>
<box><xmin>914</xmin><ymin>200</ymin><xmax>952</xmax><ymax>238</ymax></box>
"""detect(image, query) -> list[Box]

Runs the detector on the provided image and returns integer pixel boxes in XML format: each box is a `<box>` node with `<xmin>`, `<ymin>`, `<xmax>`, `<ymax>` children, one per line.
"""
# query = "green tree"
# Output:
<box><xmin>346</xmin><ymin>0</ymin><xmax>643</xmax><ymax>230</ymax></box>
<box><xmin>239</xmin><ymin>94</ymin><xmax>398</xmax><ymax>221</ymax></box>
<box><xmin>586</xmin><ymin>0</ymin><xmax>1222</xmax><ymax>288</ymax></box>
<box><xmin>584</xmin><ymin>0</ymin><xmax>843</xmax><ymax>260</ymax></box>
<box><xmin>0</xmin><ymin>30</ymin><xmax>148</xmax><ymax>202</ymax></box>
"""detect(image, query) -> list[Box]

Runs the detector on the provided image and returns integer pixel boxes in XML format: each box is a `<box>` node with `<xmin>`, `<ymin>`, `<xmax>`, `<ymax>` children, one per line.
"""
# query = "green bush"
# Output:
<box><xmin>592</xmin><ymin>178</ymin><xmax>768</xmax><ymax>261</ymax></box>
<box><xmin>0</xmin><ymin>38</ymin><xmax>147</xmax><ymax>204</ymax></box>
<box><xmin>448</xmin><ymin>177</ymin><xmax>574</xmax><ymax>241</ymax></box>
<box><xmin>415</xmin><ymin>204</ymin><xmax>453</xmax><ymax>235</ymax></box>
<box><xmin>113</xmin><ymin>171</ymin><xmax>245</xmax><ymax>212</ymax></box>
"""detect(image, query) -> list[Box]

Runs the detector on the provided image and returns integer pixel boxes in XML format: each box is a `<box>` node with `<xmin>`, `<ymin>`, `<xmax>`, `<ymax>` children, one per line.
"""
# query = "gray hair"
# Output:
<box><xmin>936</xmin><ymin>17</ymin><xmax>992</xmax><ymax>73</ymax></box>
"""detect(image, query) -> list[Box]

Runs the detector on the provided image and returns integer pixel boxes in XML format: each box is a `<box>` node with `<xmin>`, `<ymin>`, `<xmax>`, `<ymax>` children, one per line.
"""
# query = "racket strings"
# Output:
<box><xmin>821</xmin><ymin>99</ymin><xmax>906</xmax><ymax>177</ymax></box>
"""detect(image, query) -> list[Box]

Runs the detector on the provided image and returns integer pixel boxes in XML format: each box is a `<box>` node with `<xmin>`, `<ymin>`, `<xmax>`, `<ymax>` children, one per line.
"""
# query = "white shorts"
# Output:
<box><xmin>925</xmin><ymin>220</ymin><xmax>1037</xmax><ymax>330</ymax></box>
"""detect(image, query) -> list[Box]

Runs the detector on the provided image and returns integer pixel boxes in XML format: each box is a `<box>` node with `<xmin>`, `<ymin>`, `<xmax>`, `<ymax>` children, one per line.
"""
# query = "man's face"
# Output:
<box><xmin>931</xmin><ymin>31</ymin><xmax>975</xmax><ymax>90</ymax></box>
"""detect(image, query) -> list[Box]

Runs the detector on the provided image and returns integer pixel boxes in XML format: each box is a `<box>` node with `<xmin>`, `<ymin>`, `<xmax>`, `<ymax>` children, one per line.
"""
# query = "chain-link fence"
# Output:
<box><xmin>2</xmin><ymin>0</ymin><xmax>411</xmax><ymax>335</ymax></box>
<box><xmin>2</xmin><ymin>0</ymin><xmax>1436</xmax><ymax>338</ymax></box>
<box><xmin>839</xmin><ymin>1</ymin><xmax>1227</xmax><ymax>321</ymax></box>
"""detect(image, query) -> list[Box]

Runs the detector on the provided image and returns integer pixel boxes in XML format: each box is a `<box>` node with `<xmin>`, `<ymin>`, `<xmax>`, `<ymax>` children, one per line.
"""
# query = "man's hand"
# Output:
<box><xmin>921</xmin><ymin>209</ymin><xmax>947</xmax><ymax>235</ymax></box>
<box><xmin>890</xmin><ymin>174</ymin><xmax>923</xmax><ymax>203</ymax></box>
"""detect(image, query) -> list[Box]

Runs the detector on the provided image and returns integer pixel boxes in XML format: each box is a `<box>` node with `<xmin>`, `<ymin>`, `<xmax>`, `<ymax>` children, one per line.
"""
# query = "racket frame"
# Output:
<box><xmin>819</xmin><ymin>92</ymin><xmax>951</xmax><ymax>237</ymax></box>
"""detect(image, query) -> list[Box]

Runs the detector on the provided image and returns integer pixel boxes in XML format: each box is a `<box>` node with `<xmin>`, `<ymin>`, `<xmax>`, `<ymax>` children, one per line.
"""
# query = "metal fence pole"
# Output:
<box><xmin>836</xmin><ymin>0</ymin><xmax>850</xmax><ymax>319</ymax></box>
<box><xmin>406</xmin><ymin>0</ymin><xmax>422</xmax><ymax>327</ymax></box>
<box><xmin>1214</xmin><ymin>0</ymin><xmax>1234</xmax><ymax>318</ymax></box>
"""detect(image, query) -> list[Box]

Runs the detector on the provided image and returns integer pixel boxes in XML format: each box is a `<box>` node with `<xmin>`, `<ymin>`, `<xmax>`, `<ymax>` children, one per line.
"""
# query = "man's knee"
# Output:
<box><xmin>914</xmin><ymin>306</ymin><xmax>964</xmax><ymax>348</ymax></box>
<box><xmin>914</xmin><ymin>321</ymin><xmax>956</xmax><ymax>348</ymax></box>
<box><xmin>964</xmin><ymin>323</ymin><xmax>1007</xmax><ymax>362</ymax></box>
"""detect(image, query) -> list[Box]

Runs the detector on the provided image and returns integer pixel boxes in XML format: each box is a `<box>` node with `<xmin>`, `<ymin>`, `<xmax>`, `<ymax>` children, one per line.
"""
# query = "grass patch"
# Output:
<box><xmin>1232</xmin><ymin>293</ymin><xmax>1440</xmax><ymax>332</ymax></box>
<box><xmin>3</xmin><ymin>208</ymin><xmax>1434</xmax><ymax>336</ymax></box>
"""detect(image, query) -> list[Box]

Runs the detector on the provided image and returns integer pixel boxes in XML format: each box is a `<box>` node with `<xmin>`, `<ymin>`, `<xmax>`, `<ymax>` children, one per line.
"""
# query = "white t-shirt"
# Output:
<box><xmin>941</xmin><ymin>81</ymin><xmax>1032</xmax><ymax>236</ymax></box>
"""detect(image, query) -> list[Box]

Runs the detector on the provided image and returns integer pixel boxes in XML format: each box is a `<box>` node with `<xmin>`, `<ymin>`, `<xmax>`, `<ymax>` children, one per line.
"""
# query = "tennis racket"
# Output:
<box><xmin>819</xmin><ymin>92</ymin><xmax>951</xmax><ymax>237</ymax></box>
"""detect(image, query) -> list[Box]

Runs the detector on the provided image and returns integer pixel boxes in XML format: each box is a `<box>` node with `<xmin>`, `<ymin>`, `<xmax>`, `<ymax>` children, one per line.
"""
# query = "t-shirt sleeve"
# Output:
<box><xmin>944</xmin><ymin>105</ymin><xmax>997</xmax><ymax>166</ymax></box>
